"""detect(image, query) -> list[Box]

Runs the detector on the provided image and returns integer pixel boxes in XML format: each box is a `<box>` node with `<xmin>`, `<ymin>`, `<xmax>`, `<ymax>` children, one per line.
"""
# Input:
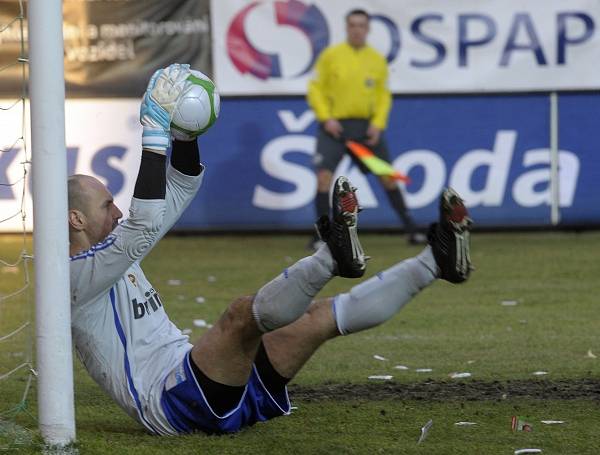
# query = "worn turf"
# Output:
<box><xmin>1</xmin><ymin>232</ymin><xmax>600</xmax><ymax>453</ymax></box>
<box><xmin>290</xmin><ymin>378</ymin><xmax>600</xmax><ymax>402</ymax></box>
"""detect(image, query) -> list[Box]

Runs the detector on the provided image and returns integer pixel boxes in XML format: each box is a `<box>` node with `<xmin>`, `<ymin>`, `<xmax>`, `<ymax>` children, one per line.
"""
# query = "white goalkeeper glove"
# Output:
<box><xmin>140</xmin><ymin>63</ymin><xmax>191</xmax><ymax>154</ymax></box>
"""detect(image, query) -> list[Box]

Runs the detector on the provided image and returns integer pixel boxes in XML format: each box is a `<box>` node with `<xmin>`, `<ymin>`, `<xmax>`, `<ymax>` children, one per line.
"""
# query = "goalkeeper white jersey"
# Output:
<box><xmin>70</xmin><ymin>165</ymin><xmax>203</xmax><ymax>435</ymax></box>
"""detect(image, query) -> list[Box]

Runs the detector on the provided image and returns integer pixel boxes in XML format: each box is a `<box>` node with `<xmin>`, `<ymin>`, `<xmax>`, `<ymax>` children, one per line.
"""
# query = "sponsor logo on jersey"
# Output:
<box><xmin>128</xmin><ymin>274</ymin><xmax>137</xmax><ymax>287</ymax></box>
<box><xmin>131</xmin><ymin>288</ymin><xmax>163</xmax><ymax>320</ymax></box>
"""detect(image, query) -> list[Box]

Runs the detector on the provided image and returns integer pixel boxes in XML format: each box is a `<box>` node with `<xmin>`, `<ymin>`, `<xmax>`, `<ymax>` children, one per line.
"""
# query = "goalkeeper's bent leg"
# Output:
<box><xmin>252</xmin><ymin>245</ymin><xmax>335</xmax><ymax>332</ymax></box>
<box><xmin>333</xmin><ymin>247</ymin><xmax>437</xmax><ymax>335</ymax></box>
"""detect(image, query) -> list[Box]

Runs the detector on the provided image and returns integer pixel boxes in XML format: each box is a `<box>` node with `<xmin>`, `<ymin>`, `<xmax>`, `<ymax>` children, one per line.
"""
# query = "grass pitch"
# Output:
<box><xmin>1</xmin><ymin>231</ymin><xmax>600</xmax><ymax>454</ymax></box>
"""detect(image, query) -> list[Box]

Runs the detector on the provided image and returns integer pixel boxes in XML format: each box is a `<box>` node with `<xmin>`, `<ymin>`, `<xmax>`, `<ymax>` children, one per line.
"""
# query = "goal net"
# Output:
<box><xmin>0</xmin><ymin>0</ymin><xmax>36</xmax><ymax>450</ymax></box>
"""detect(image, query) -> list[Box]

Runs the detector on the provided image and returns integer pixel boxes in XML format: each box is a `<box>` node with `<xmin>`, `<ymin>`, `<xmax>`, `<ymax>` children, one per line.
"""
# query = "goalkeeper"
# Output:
<box><xmin>68</xmin><ymin>63</ymin><xmax>473</xmax><ymax>435</ymax></box>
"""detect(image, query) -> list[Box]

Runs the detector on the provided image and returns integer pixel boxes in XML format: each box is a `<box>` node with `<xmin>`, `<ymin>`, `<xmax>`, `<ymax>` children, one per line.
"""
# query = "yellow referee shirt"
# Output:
<box><xmin>307</xmin><ymin>42</ymin><xmax>392</xmax><ymax>130</ymax></box>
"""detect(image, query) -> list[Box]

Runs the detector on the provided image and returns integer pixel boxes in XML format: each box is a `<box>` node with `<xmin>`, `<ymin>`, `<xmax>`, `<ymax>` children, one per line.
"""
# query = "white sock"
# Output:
<box><xmin>252</xmin><ymin>245</ymin><xmax>335</xmax><ymax>332</ymax></box>
<box><xmin>333</xmin><ymin>246</ymin><xmax>438</xmax><ymax>335</ymax></box>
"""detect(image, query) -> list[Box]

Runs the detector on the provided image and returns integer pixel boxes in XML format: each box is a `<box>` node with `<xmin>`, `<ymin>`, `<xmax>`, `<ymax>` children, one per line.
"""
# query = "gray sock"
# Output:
<box><xmin>333</xmin><ymin>247</ymin><xmax>438</xmax><ymax>335</ymax></box>
<box><xmin>252</xmin><ymin>245</ymin><xmax>335</xmax><ymax>332</ymax></box>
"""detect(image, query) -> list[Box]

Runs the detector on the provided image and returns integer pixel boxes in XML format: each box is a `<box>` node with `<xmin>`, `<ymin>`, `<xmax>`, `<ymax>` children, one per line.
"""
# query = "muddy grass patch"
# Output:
<box><xmin>289</xmin><ymin>379</ymin><xmax>600</xmax><ymax>402</ymax></box>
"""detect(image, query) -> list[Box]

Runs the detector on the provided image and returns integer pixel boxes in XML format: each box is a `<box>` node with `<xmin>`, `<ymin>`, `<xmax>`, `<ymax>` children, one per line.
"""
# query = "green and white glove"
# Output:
<box><xmin>140</xmin><ymin>63</ymin><xmax>191</xmax><ymax>153</ymax></box>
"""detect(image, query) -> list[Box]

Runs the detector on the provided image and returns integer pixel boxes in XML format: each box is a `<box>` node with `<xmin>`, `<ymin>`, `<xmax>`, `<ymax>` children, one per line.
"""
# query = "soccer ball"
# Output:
<box><xmin>171</xmin><ymin>69</ymin><xmax>220</xmax><ymax>140</ymax></box>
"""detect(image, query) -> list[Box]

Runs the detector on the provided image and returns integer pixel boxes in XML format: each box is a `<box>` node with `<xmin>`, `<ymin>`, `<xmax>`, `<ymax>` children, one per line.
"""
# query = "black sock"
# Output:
<box><xmin>315</xmin><ymin>191</ymin><xmax>330</xmax><ymax>218</ymax></box>
<box><xmin>188</xmin><ymin>359</ymin><xmax>245</xmax><ymax>416</ymax></box>
<box><xmin>254</xmin><ymin>343</ymin><xmax>291</xmax><ymax>391</ymax></box>
<box><xmin>385</xmin><ymin>188</ymin><xmax>415</xmax><ymax>233</ymax></box>
<box><xmin>311</xmin><ymin>191</ymin><xmax>331</xmax><ymax>241</ymax></box>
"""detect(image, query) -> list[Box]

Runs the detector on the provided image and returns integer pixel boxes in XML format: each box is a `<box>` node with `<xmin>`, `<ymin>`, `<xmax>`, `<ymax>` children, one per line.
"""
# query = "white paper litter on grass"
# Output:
<box><xmin>417</xmin><ymin>419</ymin><xmax>433</xmax><ymax>444</ymax></box>
<box><xmin>167</xmin><ymin>279</ymin><xmax>182</xmax><ymax>286</ymax></box>
<box><xmin>207</xmin><ymin>275</ymin><xmax>217</xmax><ymax>283</ymax></box>
<box><xmin>532</xmin><ymin>371</ymin><xmax>548</xmax><ymax>376</ymax></box>
<box><xmin>541</xmin><ymin>420</ymin><xmax>565</xmax><ymax>425</ymax></box>
<box><xmin>454</xmin><ymin>421</ymin><xmax>477</xmax><ymax>426</ymax></box>
<box><xmin>193</xmin><ymin>319</ymin><xmax>209</xmax><ymax>328</ymax></box>
<box><xmin>394</xmin><ymin>365</ymin><xmax>409</xmax><ymax>370</ymax></box>
<box><xmin>1</xmin><ymin>266</ymin><xmax>19</xmax><ymax>274</ymax></box>
<box><xmin>586</xmin><ymin>349</ymin><xmax>597</xmax><ymax>359</ymax></box>
<box><xmin>501</xmin><ymin>300</ymin><xmax>519</xmax><ymax>306</ymax></box>
<box><xmin>514</xmin><ymin>449</ymin><xmax>542</xmax><ymax>455</ymax></box>
<box><xmin>450</xmin><ymin>372</ymin><xmax>472</xmax><ymax>379</ymax></box>
<box><xmin>373</xmin><ymin>355</ymin><xmax>388</xmax><ymax>361</ymax></box>
<box><xmin>182</xmin><ymin>328</ymin><xmax>192</xmax><ymax>335</ymax></box>
<box><xmin>415</xmin><ymin>368</ymin><xmax>433</xmax><ymax>373</ymax></box>
<box><xmin>195</xmin><ymin>296</ymin><xmax>206</xmax><ymax>304</ymax></box>
<box><xmin>467</xmin><ymin>360</ymin><xmax>476</xmax><ymax>364</ymax></box>
<box><xmin>368</xmin><ymin>375</ymin><xmax>393</xmax><ymax>381</ymax></box>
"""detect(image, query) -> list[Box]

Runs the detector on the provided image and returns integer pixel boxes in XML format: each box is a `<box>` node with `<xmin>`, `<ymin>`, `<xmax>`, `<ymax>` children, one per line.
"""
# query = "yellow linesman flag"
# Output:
<box><xmin>345</xmin><ymin>140</ymin><xmax>411</xmax><ymax>183</ymax></box>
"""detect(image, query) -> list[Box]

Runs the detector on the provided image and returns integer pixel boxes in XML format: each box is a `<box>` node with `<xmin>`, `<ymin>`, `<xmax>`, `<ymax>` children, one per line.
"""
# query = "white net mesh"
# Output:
<box><xmin>0</xmin><ymin>0</ymin><xmax>35</xmax><ymax>450</ymax></box>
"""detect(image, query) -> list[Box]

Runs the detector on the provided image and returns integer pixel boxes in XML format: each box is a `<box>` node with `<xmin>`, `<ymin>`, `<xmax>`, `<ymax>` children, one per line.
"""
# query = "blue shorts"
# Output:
<box><xmin>161</xmin><ymin>351</ymin><xmax>291</xmax><ymax>434</ymax></box>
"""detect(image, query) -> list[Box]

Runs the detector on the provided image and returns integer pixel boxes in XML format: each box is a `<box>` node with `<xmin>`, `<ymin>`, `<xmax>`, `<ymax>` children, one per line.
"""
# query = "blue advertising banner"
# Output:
<box><xmin>1</xmin><ymin>94</ymin><xmax>597</xmax><ymax>231</ymax></box>
<box><xmin>557</xmin><ymin>93</ymin><xmax>600</xmax><ymax>225</ymax></box>
<box><xmin>173</xmin><ymin>93</ymin><xmax>598</xmax><ymax>230</ymax></box>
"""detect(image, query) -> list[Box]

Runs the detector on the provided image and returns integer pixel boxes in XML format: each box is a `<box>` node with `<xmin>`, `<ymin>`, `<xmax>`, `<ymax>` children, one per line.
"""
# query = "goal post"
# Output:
<box><xmin>28</xmin><ymin>0</ymin><xmax>76</xmax><ymax>446</ymax></box>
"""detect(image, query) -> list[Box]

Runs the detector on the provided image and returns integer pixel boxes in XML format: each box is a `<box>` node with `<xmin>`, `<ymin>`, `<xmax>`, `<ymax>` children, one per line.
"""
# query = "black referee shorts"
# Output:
<box><xmin>313</xmin><ymin>118</ymin><xmax>392</xmax><ymax>173</ymax></box>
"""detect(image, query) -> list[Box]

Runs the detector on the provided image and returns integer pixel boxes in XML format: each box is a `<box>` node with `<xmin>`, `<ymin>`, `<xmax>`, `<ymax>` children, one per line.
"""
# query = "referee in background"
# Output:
<box><xmin>307</xmin><ymin>8</ymin><xmax>426</xmax><ymax>249</ymax></box>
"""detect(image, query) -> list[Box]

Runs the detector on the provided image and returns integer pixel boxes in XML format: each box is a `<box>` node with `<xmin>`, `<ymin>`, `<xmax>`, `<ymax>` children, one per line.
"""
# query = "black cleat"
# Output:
<box><xmin>315</xmin><ymin>176</ymin><xmax>367</xmax><ymax>278</ymax></box>
<box><xmin>428</xmin><ymin>188</ymin><xmax>473</xmax><ymax>283</ymax></box>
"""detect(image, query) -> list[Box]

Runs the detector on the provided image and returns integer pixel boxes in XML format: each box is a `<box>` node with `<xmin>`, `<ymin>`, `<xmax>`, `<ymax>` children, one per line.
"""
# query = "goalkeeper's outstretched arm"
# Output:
<box><xmin>156</xmin><ymin>139</ymin><xmax>205</xmax><ymax>239</ymax></box>
<box><xmin>70</xmin><ymin>64</ymin><xmax>195</xmax><ymax>303</ymax></box>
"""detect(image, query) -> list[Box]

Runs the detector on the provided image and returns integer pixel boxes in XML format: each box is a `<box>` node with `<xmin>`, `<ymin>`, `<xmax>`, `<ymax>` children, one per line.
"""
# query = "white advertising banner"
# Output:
<box><xmin>211</xmin><ymin>0</ymin><xmax>600</xmax><ymax>94</ymax></box>
<box><xmin>0</xmin><ymin>99</ymin><xmax>141</xmax><ymax>232</ymax></box>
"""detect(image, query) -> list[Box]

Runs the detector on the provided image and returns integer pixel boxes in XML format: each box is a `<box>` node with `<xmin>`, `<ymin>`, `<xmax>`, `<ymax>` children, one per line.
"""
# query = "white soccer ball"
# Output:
<box><xmin>171</xmin><ymin>69</ymin><xmax>220</xmax><ymax>140</ymax></box>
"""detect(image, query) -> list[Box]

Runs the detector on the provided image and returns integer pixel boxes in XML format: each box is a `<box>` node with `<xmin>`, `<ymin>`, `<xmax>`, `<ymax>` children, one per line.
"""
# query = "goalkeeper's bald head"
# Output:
<box><xmin>67</xmin><ymin>174</ymin><xmax>123</xmax><ymax>251</ymax></box>
<box><xmin>68</xmin><ymin>174</ymin><xmax>91</xmax><ymax>214</ymax></box>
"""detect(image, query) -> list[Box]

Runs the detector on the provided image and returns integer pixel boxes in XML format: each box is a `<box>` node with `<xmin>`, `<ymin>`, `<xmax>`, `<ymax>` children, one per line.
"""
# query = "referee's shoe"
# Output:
<box><xmin>428</xmin><ymin>188</ymin><xmax>473</xmax><ymax>283</ymax></box>
<box><xmin>315</xmin><ymin>176</ymin><xmax>368</xmax><ymax>278</ymax></box>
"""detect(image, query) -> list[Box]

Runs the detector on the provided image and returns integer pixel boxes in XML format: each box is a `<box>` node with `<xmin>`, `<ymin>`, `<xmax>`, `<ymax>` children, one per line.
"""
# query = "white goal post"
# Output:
<box><xmin>28</xmin><ymin>0</ymin><xmax>76</xmax><ymax>446</ymax></box>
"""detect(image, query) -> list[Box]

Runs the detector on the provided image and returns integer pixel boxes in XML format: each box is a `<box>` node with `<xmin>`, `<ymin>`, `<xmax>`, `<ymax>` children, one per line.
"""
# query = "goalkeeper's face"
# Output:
<box><xmin>69</xmin><ymin>175</ymin><xmax>123</xmax><ymax>246</ymax></box>
<box><xmin>85</xmin><ymin>178</ymin><xmax>123</xmax><ymax>244</ymax></box>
